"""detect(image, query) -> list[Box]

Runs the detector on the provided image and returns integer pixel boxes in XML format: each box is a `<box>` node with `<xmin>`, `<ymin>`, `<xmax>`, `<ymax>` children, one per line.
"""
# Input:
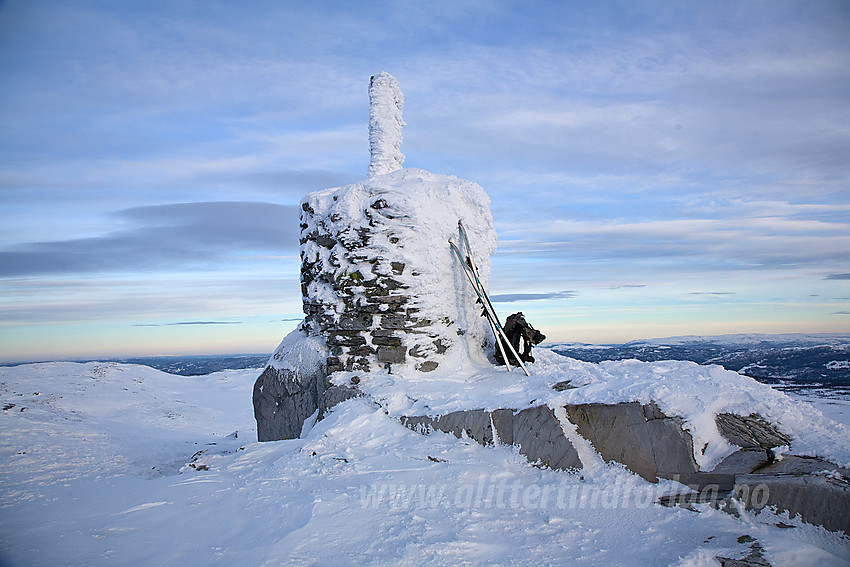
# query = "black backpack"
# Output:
<box><xmin>494</xmin><ymin>312</ymin><xmax>546</xmax><ymax>365</ymax></box>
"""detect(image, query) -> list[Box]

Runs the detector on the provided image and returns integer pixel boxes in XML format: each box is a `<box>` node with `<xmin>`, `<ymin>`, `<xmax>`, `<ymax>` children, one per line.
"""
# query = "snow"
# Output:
<box><xmin>368</xmin><ymin>71</ymin><xmax>405</xmax><ymax>177</ymax></box>
<box><xmin>267</xmin><ymin>327</ymin><xmax>326</xmax><ymax>374</ymax></box>
<box><xmin>2</xmin><ymin>359</ymin><xmax>849</xmax><ymax>566</ymax></box>
<box><xmin>784</xmin><ymin>389</ymin><xmax>850</xmax><ymax>429</ymax></box>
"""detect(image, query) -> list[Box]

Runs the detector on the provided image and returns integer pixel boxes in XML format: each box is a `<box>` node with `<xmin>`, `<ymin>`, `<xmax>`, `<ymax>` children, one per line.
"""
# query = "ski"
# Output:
<box><xmin>457</xmin><ymin>221</ymin><xmax>530</xmax><ymax>376</ymax></box>
<box><xmin>452</xmin><ymin>221</ymin><xmax>530</xmax><ymax>376</ymax></box>
<box><xmin>450</xmin><ymin>241</ymin><xmax>514</xmax><ymax>372</ymax></box>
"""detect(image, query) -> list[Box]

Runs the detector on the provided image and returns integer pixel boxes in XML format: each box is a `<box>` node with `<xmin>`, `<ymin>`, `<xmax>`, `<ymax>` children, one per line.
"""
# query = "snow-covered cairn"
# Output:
<box><xmin>253</xmin><ymin>72</ymin><xmax>497</xmax><ymax>441</ymax></box>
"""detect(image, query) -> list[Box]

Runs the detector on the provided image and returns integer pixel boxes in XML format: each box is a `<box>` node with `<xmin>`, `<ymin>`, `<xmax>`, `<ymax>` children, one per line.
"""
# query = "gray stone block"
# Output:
<box><xmin>417</xmin><ymin>360</ymin><xmax>439</xmax><ymax>373</ymax></box>
<box><xmin>734</xmin><ymin>473</ymin><xmax>850</xmax><ymax>535</ymax></box>
<box><xmin>380</xmin><ymin>314</ymin><xmax>407</xmax><ymax>329</ymax></box>
<box><xmin>371</xmin><ymin>335</ymin><xmax>402</xmax><ymax>347</ymax></box>
<box><xmin>327</xmin><ymin>333</ymin><xmax>367</xmax><ymax>347</ymax></box>
<box><xmin>338</xmin><ymin>312</ymin><xmax>373</xmax><ymax>331</ymax></box>
<box><xmin>254</xmin><ymin>366</ymin><xmax>363</xmax><ymax>442</ymax></box>
<box><xmin>513</xmin><ymin>406</ymin><xmax>581</xmax><ymax>471</ymax></box>
<box><xmin>377</xmin><ymin>345</ymin><xmax>406</xmax><ymax>363</ymax></box>
<box><xmin>647</xmin><ymin>415</ymin><xmax>699</xmax><ymax>478</ymax></box>
<box><xmin>315</xmin><ymin>234</ymin><xmax>337</xmax><ymax>248</ymax></box>
<box><xmin>754</xmin><ymin>454</ymin><xmax>850</xmax><ymax>477</ymax></box>
<box><xmin>566</xmin><ymin>402</ymin><xmax>658</xmax><ymax>481</ymax></box>
<box><xmin>712</xmin><ymin>449</ymin><xmax>770</xmax><ymax>474</ymax></box>
<box><xmin>435</xmin><ymin>410</ymin><xmax>493</xmax><ymax>445</ymax></box>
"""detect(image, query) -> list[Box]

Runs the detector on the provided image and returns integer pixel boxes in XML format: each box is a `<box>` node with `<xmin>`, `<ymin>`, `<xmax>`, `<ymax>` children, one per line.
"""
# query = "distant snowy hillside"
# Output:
<box><xmin>549</xmin><ymin>333</ymin><xmax>850</xmax><ymax>385</ymax></box>
<box><xmin>625</xmin><ymin>333</ymin><xmax>850</xmax><ymax>348</ymax></box>
<box><xmin>2</xmin><ymin>358</ymin><xmax>849</xmax><ymax>565</ymax></box>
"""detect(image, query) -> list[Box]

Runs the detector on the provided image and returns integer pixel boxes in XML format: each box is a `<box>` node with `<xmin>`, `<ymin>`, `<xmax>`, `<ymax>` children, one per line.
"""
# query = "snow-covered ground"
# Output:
<box><xmin>2</xmin><ymin>359</ymin><xmax>849</xmax><ymax>566</ymax></box>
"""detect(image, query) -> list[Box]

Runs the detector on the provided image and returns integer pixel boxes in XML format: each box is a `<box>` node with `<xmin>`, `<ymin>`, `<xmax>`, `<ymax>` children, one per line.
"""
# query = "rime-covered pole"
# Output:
<box><xmin>368</xmin><ymin>72</ymin><xmax>405</xmax><ymax>177</ymax></box>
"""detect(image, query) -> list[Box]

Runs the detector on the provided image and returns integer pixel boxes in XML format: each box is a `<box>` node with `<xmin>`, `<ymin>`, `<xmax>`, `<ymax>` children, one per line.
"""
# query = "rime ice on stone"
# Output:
<box><xmin>299</xmin><ymin>169</ymin><xmax>495</xmax><ymax>375</ymax></box>
<box><xmin>295</xmin><ymin>73</ymin><xmax>495</xmax><ymax>375</ymax></box>
<box><xmin>254</xmin><ymin>73</ymin><xmax>497</xmax><ymax>441</ymax></box>
<box><xmin>368</xmin><ymin>72</ymin><xmax>405</xmax><ymax>177</ymax></box>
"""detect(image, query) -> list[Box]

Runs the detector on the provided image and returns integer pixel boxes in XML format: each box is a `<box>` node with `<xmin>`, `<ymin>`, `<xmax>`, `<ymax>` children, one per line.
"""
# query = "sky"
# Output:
<box><xmin>1</xmin><ymin>0</ymin><xmax>849</xmax><ymax>362</ymax></box>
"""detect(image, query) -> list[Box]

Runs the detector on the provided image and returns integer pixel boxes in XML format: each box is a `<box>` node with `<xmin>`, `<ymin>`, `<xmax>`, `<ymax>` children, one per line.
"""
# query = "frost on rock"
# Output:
<box><xmin>254</xmin><ymin>73</ymin><xmax>498</xmax><ymax>441</ymax></box>
<box><xmin>368</xmin><ymin>71</ymin><xmax>405</xmax><ymax>177</ymax></box>
<box><xmin>300</xmin><ymin>168</ymin><xmax>496</xmax><ymax>374</ymax></box>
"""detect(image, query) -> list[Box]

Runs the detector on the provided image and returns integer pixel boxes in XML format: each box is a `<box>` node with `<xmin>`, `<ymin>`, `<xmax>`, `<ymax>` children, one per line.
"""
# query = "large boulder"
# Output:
<box><xmin>253</xmin><ymin>328</ymin><xmax>360</xmax><ymax>441</ymax></box>
<box><xmin>253</xmin><ymin>363</ymin><xmax>327</xmax><ymax>442</ymax></box>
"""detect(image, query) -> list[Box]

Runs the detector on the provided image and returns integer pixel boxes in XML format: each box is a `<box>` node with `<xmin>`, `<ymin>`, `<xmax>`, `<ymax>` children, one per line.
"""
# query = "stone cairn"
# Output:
<box><xmin>300</xmin><ymin>72</ymin><xmax>444</xmax><ymax>374</ymax></box>
<box><xmin>299</xmin><ymin>200</ymin><xmax>435</xmax><ymax>374</ymax></box>
<box><xmin>253</xmin><ymin>72</ymin><xmax>493</xmax><ymax>441</ymax></box>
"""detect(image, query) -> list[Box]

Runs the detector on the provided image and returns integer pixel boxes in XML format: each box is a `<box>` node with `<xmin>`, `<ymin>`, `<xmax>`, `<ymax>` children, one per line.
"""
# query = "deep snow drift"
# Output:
<box><xmin>2</xmin><ymin>357</ymin><xmax>849</xmax><ymax>566</ymax></box>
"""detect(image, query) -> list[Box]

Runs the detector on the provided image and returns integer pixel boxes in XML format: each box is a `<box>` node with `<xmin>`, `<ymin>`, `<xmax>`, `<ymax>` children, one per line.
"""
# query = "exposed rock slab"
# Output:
<box><xmin>512</xmin><ymin>405</ymin><xmax>582</xmax><ymax>470</ymax></box>
<box><xmin>253</xmin><ymin>364</ymin><xmax>327</xmax><ymax>441</ymax></box>
<box><xmin>565</xmin><ymin>402</ymin><xmax>700</xmax><ymax>482</ymax></box>
<box><xmin>402</xmin><ymin>406</ymin><xmax>581</xmax><ymax>470</ymax></box>
<box><xmin>401</xmin><ymin>400</ymin><xmax>849</xmax><ymax>535</ymax></box>
<box><xmin>733</xmin><ymin>472</ymin><xmax>850</xmax><ymax>536</ymax></box>
<box><xmin>712</xmin><ymin>449</ymin><xmax>771</xmax><ymax>475</ymax></box>
<box><xmin>403</xmin><ymin>402</ymin><xmax>701</xmax><ymax>480</ymax></box>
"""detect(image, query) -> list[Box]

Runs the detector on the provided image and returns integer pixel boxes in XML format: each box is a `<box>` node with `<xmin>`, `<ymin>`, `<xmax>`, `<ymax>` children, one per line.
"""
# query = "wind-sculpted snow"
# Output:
<box><xmin>2</xmin><ymin>360</ymin><xmax>850</xmax><ymax>565</ymax></box>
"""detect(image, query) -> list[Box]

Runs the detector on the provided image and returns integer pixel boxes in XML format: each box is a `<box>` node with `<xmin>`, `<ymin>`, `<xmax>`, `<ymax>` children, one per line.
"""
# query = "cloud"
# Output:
<box><xmin>490</xmin><ymin>290</ymin><xmax>576</xmax><ymax>303</ymax></box>
<box><xmin>0</xmin><ymin>202</ymin><xmax>300</xmax><ymax>277</ymax></box>
<box><xmin>132</xmin><ymin>321</ymin><xmax>243</xmax><ymax>327</ymax></box>
<box><xmin>0</xmin><ymin>275</ymin><xmax>303</xmax><ymax>324</ymax></box>
<box><xmin>825</xmin><ymin>273</ymin><xmax>850</xmax><ymax>280</ymax></box>
<box><xmin>496</xmin><ymin>215</ymin><xmax>850</xmax><ymax>273</ymax></box>
<box><xmin>688</xmin><ymin>292</ymin><xmax>736</xmax><ymax>296</ymax></box>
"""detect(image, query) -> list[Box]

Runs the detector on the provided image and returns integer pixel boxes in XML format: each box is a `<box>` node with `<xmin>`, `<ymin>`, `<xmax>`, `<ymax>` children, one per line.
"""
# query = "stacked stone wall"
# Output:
<box><xmin>299</xmin><ymin>198</ymin><xmax>448</xmax><ymax>374</ymax></box>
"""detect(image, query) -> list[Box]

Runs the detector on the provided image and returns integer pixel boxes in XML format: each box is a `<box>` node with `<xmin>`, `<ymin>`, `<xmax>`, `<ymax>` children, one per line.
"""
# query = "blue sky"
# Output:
<box><xmin>1</xmin><ymin>0</ymin><xmax>849</xmax><ymax>361</ymax></box>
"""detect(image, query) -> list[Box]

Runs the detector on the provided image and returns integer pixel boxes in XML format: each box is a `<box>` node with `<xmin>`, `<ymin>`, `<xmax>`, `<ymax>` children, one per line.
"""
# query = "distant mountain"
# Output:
<box><xmin>547</xmin><ymin>333</ymin><xmax>850</xmax><ymax>385</ymax></box>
